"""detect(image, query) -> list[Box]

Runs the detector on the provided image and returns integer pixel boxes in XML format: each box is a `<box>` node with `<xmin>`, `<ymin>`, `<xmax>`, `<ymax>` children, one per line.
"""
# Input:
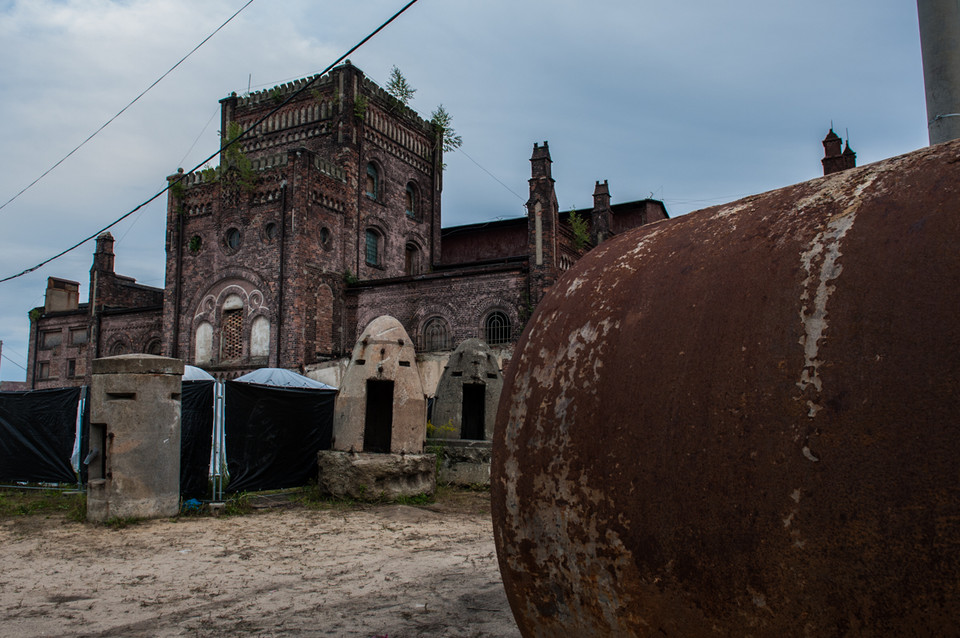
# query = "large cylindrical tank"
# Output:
<box><xmin>493</xmin><ymin>139</ymin><xmax>960</xmax><ymax>636</ymax></box>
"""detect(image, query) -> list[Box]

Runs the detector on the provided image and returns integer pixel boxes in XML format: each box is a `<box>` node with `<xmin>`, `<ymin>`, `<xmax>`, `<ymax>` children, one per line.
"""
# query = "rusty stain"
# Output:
<box><xmin>493</xmin><ymin>139</ymin><xmax>960</xmax><ymax>636</ymax></box>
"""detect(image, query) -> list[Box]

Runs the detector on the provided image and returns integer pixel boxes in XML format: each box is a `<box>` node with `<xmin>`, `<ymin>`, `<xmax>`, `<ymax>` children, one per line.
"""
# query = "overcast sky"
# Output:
<box><xmin>0</xmin><ymin>0</ymin><xmax>928</xmax><ymax>382</ymax></box>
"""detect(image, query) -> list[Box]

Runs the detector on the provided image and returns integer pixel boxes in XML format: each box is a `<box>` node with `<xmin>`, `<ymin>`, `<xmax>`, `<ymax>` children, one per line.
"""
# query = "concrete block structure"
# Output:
<box><xmin>86</xmin><ymin>354</ymin><xmax>184</xmax><ymax>522</ymax></box>
<box><xmin>332</xmin><ymin>315</ymin><xmax>425</xmax><ymax>454</ymax></box>
<box><xmin>430</xmin><ymin>338</ymin><xmax>502</xmax><ymax>441</ymax></box>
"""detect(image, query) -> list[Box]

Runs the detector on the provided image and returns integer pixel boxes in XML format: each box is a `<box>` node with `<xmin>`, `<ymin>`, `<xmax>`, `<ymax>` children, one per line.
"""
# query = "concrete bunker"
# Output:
<box><xmin>86</xmin><ymin>354</ymin><xmax>183</xmax><ymax>523</ymax></box>
<box><xmin>318</xmin><ymin>316</ymin><xmax>434</xmax><ymax>499</ymax></box>
<box><xmin>428</xmin><ymin>338</ymin><xmax>502</xmax><ymax>487</ymax></box>
<box><xmin>430</xmin><ymin>338</ymin><xmax>502</xmax><ymax>441</ymax></box>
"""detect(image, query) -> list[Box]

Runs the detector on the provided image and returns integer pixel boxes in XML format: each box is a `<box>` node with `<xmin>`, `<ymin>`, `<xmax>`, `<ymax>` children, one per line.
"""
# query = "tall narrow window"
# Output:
<box><xmin>405</xmin><ymin>183</ymin><xmax>417</xmax><ymax>218</ymax></box>
<box><xmin>365</xmin><ymin>163</ymin><xmax>379</xmax><ymax>200</ymax></box>
<box><xmin>221</xmin><ymin>309</ymin><xmax>243</xmax><ymax>359</ymax></box>
<box><xmin>405</xmin><ymin>243</ymin><xmax>420</xmax><ymax>275</ymax></box>
<box><xmin>423</xmin><ymin>317</ymin><xmax>451</xmax><ymax>351</ymax></box>
<box><xmin>195</xmin><ymin>321</ymin><xmax>213</xmax><ymax>364</ymax></box>
<box><xmin>365</xmin><ymin>229</ymin><xmax>381</xmax><ymax>266</ymax></box>
<box><xmin>250</xmin><ymin>316</ymin><xmax>270</xmax><ymax>358</ymax></box>
<box><xmin>484</xmin><ymin>311</ymin><xmax>512</xmax><ymax>346</ymax></box>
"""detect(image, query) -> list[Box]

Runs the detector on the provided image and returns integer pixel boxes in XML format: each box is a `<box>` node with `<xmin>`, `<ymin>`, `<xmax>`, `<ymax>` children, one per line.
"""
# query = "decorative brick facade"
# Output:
<box><xmin>22</xmin><ymin>63</ymin><xmax>668</xmax><ymax>387</ymax></box>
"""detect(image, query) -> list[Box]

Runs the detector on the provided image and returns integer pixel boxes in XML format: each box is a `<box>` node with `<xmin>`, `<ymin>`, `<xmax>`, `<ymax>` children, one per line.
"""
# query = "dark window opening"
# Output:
<box><xmin>37</xmin><ymin>362</ymin><xmax>50</xmax><ymax>380</ymax></box>
<box><xmin>405</xmin><ymin>243</ymin><xmax>419</xmax><ymax>275</ymax></box>
<box><xmin>365</xmin><ymin>229</ymin><xmax>380</xmax><ymax>266</ymax></box>
<box><xmin>486</xmin><ymin>372</ymin><xmax>498</xmax><ymax>379</ymax></box>
<box><xmin>40</xmin><ymin>331</ymin><xmax>62</xmax><ymax>349</ymax></box>
<box><xmin>225</xmin><ymin>228</ymin><xmax>241</xmax><ymax>252</ymax></box>
<box><xmin>405</xmin><ymin>183</ymin><xmax>417</xmax><ymax>218</ymax></box>
<box><xmin>461</xmin><ymin>384</ymin><xmax>486</xmax><ymax>440</ymax></box>
<box><xmin>364</xmin><ymin>379</ymin><xmax>394</xmax><ymax>453</ymax></box>
<box><xmin>67</xmin><ymin>359</ymin><xmax>76</xmax><ymax>378</ymax></box>
<box><xmin>452</xmin><ymin>371</ymin><xmax>463</xmax><ymax>377</ymax></box>
<box><xmin>320</xmin><ymin>227</ymin><xmax>331</xmax><ymax>249</ymax></box>
<box><xmin>146</xmin><ymin>339</ymin><xmax>162</xmax><ymax>356</ymax></box>
<box><xmin>423</xmin><ymin>318</ymin><xmax>451</xmax><ymax>351</ymax></box>
<box><xmin>485</xmin><ymin>311</ymin><xmax>512</xmax><ymax>346</ymax></box>
<box><xmin>264</xmin><ymin>222</ymin><xmax>278</xmax><ymax>241</ymax></box>
<box><xmin>365</xmin><ymin>163</ymin><xmax>379</xmax><ymax>199</ymax></box>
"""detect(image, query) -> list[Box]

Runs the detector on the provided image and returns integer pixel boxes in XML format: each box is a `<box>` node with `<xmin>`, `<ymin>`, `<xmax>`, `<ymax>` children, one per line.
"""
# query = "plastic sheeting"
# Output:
<box><xmin>0</xmin><ymin>387</ymin><xmax>81</xmax><ymax>484</ymax></box>
<box><xmin>224</xmin><ymin>381</ymin><xmax>336</xmax><ymax>493</ymax></box>
<box><xmin>180</xmin><ymin>380</ymin><xmax>214</xmax><ymax>499</ymax></box>
<box><xmin>234</xmin><ymin>368</ymin><xmax>336</xmax><ymax>390</ymax></box>
<box><xmin>183</xmin><ymin>365</ymin><xmax>216</xmax><ymax>382</ymax></box>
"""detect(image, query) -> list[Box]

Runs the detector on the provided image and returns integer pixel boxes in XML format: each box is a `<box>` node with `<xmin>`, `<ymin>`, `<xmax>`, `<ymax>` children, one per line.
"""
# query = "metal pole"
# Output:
<box><xmin>918</xmin><ymin>0</ymin><xmax>960</xmax><ymax>144</ymax></box>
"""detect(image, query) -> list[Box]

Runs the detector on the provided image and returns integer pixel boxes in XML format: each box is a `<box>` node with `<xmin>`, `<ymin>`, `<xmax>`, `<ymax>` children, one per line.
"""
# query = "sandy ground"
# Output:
<box><xmin>0</xmin><ymin>491</ymin><xmax>521</xmax><ymax>638</ymax></box>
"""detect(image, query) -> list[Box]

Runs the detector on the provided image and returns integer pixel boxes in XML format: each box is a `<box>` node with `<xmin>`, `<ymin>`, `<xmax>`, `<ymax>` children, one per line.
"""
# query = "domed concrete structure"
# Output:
<box><xmin>493</xmin><ymin>140</ymin><xmax>960</xmax><ymax>636</ymax></box>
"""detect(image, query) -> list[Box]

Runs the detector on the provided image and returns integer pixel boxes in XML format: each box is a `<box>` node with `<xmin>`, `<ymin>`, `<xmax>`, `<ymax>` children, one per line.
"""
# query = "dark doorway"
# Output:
<box><xmin>461</xmin><ymin>384</ymin><xmax>486</xmax><ymax>440</ymax></box>
<box><xmin>364</xmin><ymin>380</ymin><xmax>394</xmax><ymax>453</ymax></box>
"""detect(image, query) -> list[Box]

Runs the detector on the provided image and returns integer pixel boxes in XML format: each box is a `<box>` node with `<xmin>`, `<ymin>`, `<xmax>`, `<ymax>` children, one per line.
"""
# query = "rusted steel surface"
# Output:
<box><xmin>492</xmin><ymin>139</ymin><xmax>960</xmax><ymax>636</ymax></box>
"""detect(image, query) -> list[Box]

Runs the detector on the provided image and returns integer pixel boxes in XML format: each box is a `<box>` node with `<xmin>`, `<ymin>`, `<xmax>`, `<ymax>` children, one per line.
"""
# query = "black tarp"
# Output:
<box><xmin>224</xmin><ymin>381</ymin><xmax>336</xmax><ymax>493</ymax></box>
<box><xmin>180</xmin><ymin>380</ymin><xmax>215</xmax><ymax>499</ymax></box>
<box><xmin>0</xmin><ymin>387</ymin><xmax>81</xmax><ymax>484</ymax></box>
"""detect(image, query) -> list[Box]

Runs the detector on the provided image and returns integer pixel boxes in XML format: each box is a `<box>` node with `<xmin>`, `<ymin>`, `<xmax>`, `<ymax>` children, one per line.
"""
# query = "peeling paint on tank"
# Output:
<box><xmin>494</xmin><ymin>139</ymin><xmax>960</xmax><ymax>636</ymax></box>
<box><xmin>795</xmin><ymin>200</ymin><xmax>862</xmax><ymax>414</ymax></box>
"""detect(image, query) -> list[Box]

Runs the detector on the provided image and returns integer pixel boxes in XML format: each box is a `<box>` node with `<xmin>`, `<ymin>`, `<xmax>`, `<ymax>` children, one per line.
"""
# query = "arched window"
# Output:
<box><xmin>365</xmin><ymin>228</ymin><xmax>381</xmax><ymax>266</ymax></box>
<box><xmin>405</xmin><ymin>182</ymin><xmax>417</xmax><ymax>218</ymax></box>
<box><xmin>405</xmin><ymin>242</ymin><xmax>420</xmax><ymax>275</ymax></box>
<box><xmin>220</xmin><ymin>294</ymin><xmax>244</xmax><ymax>360</ymax></box>
<box><xmin>365</xmin><ymin>163</ymin><xmax>379</xmax><ymax>200</ymax></box>
<box><xmin>250</xmin><ymin>316</ymin><xmax>270</xmax><ymax>358</ymax></box>
<box><xmin>423</xmin><ymin>317</ymin><xmax>451</xmax><ymax>351</ymax></box>
<box><xmin>484</xmin><ymin>311</ymin><xmax>512</xmax><ymax>346</ymax></box>
<box><xmin>146</xmin><ymin>338</ymin><xmax>162</xmax><ymax>356</ymax></box>
<box><xmin>195</xmin><ymin>321</ymin><xmax>213</xmax><ymax>364</ymax></box>
<box><xmin>109</xmin><ymin>341</ymin><xmax>126</xmax><ymax>356</ymax></box>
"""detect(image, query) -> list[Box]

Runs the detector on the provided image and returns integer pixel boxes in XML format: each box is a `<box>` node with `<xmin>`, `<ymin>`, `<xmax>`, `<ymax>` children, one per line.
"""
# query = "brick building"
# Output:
<box><xmin>23</xmin><ymin>63</ymin><xmax>667</xmax><ymax>388</ymax></box>
<box><xmin>25</xmin><ymin>232</ymin><xmax>163</xmax><ymax>390</ymax></box>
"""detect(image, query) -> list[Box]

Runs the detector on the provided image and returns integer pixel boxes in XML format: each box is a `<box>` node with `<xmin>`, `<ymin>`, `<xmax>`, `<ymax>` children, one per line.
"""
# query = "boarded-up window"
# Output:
<box><xmin>195</xmin><ymin>321</ymin><xmax>213</xmax><ymax>364</ymax></box>
<box><xmin>69</xmin><ymin>328</ymin><xmax>88</xmax><ymax>345</ymax></box>
<box><xmin>405</xmin><ymin>243</ymin><xmax>419</xmax><ymax>275</ymax></box>
<box><xmin>316</xmin><ymin>284</ymin><xmax>334</xmax><ymax>354</ymax></box>
<box><xmin>251</xmin><ymin>316</ymin><xmax>270</xmax><ymax>358</ymax></box>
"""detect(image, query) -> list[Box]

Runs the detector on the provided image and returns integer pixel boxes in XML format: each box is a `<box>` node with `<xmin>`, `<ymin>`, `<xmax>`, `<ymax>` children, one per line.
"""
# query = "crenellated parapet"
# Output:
<box><xmin>237</xmin><ymin>73</ymin><xmax>334</xmax><ymax>108</ymax></box>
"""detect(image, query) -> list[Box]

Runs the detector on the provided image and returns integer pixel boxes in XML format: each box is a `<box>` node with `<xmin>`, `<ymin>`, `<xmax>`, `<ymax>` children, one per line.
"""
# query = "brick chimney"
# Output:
<box><xmin>591</xmin><ymin>180</ymin><xmax>612</xmax><ymax>245</ymax></box>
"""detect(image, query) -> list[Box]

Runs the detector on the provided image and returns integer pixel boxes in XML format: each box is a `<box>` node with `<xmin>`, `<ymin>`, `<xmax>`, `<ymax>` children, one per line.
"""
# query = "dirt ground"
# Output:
<box><xmin>0</xmin><ymin>490</ymin><xmax>522</xmax><ymax>638</ymax></box>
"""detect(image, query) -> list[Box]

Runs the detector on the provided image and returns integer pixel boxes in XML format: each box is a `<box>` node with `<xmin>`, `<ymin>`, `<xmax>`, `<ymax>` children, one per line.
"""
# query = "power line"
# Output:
<box><xmin>0</xmin><ymin>0</ymin><xmax>257</xmax><ymax>215</ymax></box>
<box><xmin>0</xmin><ymin>0</ymin><xmax>422</xmax><ymax>285</ymax></box>
<box><xmin>362</xmin><ymin>69</ymin><xmax>527</xmax><ymax>204</ymax></box>
<box><xmin>1</xmin><ymin>353</ymin><xmax>27</xmax><ymax>372</ymax></box>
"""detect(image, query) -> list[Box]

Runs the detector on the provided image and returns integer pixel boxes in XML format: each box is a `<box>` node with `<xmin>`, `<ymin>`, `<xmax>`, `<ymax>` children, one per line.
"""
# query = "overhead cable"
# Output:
<box><xmin>0</xmin><ymin>0</ymin><xmax>257</xmax><ymax>214</ymax></box>
<box><xmin>0</xmin><ymin>0</ymin><xmax>421</xmax><ymax>284</ymax></box>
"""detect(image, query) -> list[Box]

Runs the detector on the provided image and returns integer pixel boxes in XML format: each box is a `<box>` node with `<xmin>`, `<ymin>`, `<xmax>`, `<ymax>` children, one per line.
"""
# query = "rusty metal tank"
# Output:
<box><xmin>492</xmin><ymin>139</ymin><xmax>960</xmax><ymax>636</ymax></box>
